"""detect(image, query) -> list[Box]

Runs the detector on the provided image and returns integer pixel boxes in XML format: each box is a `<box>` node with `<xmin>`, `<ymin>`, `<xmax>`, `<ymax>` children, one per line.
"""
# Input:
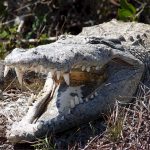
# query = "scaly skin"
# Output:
<box><xmin>4</xmin><ymin>19</ymin><xmax>150</xmax><ymax>143</ymax></box>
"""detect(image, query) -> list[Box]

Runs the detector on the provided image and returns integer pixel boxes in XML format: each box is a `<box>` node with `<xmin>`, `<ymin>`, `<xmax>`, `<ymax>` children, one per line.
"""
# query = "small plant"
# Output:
<box><xmin>118</xmin><ymin>0</ymin><xmax>146</xmax><ymax>21</ymax></box>
<box><xmin>0</xmin><ymin>23</ymin><xmax>53</xmax><ymax>59</ymax></box>
<box><xmin>106</xmin><ymin>102</ymin><xmax>124</xmax><ymax>142</ymax></box>
<box><xmin>26</xmin><ymin>14</ymin><xmax>48</xmax><ymax>39</ymax></box>
<box><xmin>107</xmin><ymin>117</ymin><xmax>123</xmax><ymax>142</ymax></box>
<box><xmin>0</xmin><ymin>25</ymin><xmax>18</xmax><ymax>58</ymax></box>
<box><xmin>32</xmin><ymin>136</ymin><xmax>56</xmax><ymax>150</ymax></box>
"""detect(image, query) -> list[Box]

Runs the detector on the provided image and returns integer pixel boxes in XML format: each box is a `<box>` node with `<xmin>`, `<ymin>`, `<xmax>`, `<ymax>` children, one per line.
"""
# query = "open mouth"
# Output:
<box><xmin>3</xmin><ymin>19</ymin><xmax>147</xmax><ymax>143</ymax></box>
<box><xmin>4</xmin><ymin>64</ymin><xmax>107</xmax><ymax>123</ymax></box>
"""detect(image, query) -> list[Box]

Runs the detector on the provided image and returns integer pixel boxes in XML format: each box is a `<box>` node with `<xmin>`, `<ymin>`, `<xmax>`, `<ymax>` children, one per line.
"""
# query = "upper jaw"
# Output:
<box><xmin>4</xmin><ymin>45</ymin><xmax>107</xmax><ymax>112</ymax></box>
<box><xmin>4</xmin><ymin>36</ymin><xmax>113</xmax><ymax>73</ymax></box>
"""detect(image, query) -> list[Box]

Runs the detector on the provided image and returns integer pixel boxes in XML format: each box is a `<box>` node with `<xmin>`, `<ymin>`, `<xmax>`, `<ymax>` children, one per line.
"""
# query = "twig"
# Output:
<box><xmin>83</xmin><ymin>132</ymin><xmax>105</xmax><ymax>150</ymax></box>
<box><xmin>0</xmin><ymin>14</ymin><xmax>33</xmax><ymax>26</ymax></box>
<box><xmin>4</xmin><ymin>77</ymin><xmax>17</xmax><ymax>92</ymax></box>
<box><xmin>0</xmin><ymin>37</ymin><xmax>57</xmax><ymax>44</ymax></box>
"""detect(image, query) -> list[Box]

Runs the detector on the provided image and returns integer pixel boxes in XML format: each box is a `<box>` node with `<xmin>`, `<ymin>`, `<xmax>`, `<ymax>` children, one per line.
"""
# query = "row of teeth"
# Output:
<box><xmin>4</xmin><ymin>66</ymin><xmax>70</xmax><ymax>86</ymax></box>
<box><xmin>48</xmin><ymin>91</ymin><xmax>99</xmax><ymax>123</ymax></box>
<box><xmin>4</xmin><ymin>64</ymin><xmax>102</xmax><ymax>74</ymax></box>
<box><xmin>73</xmin><ymin>65</ymin><xmax>102</xmax><ymax>72</ymax></box>
<box><xmin>4</xmin><ymin>65</ymin><xmax>102</xmax><ymax>86</ymax></box>
<box><xmin>70</xmin><ymin>92</ymin><xmax>98</xmax><ymax>108</ymax></box>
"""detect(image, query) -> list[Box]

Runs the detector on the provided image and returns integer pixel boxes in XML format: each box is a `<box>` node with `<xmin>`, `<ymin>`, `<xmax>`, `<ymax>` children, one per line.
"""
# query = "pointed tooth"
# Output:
<box><xmin>57</xmin><ymin>71</ymin><xmax>61</xmax><ymax>80</ymax></box>
<box><xmin>94</xmin><ymin>92</ymin><xmax>98</xmax><ymax>96</ymax></box>
<box><xmin>50</xmin><ymin>69</ymin><xmax>56</xmax><ymax>76</ymax></box>
<box><xmin>86</xmin><ymin>67</ymin><xmax>90</xmax><ymax>72</ymax></box>
<box><xmin>74</xmin><ymin>96</ymin><xmax>79</xmax><ymax>105</ymax></box>
<box><xmin>46</xmin><ymin>71</ymin><xmax>53</xmax><ymax>79</ymax></box>
<box><xmin>90</xmin><ymin>95</ymin><xmax>94</xmax><ymax>99</ymax></box>
<box><xmin>79</xmin><ymin>98</ymin><xmax>83</xmax><ymax>103</ymax></box>
<box><xmin>4</xmin><ymin>66</ymin><xmax>10</xmax><ymax>77</ymax></box>
<box><xmin>82</xmin><ymin>66</ymin><xmax>86</xmax><ymax>71</ymax></box>
<box><xmin>68</xmin><ymin>109</ymin><xmax>71</xmax><ymax>114</ymax></box>
<box><xmin>70</xmin><ymin>99</ymin><xmax>75</xmax><ymax>108</ymax></box>
<box><xmin>63</xmin><ymin>73</ymin><xmax>70</xmax><ymax>85</ymax></box>
<box><xmin>61</xmin><ymin>116</ymin><xmax>64</xmax><ymax>120</ymax></box>
<box><xmin>15</xmin><ymin>67</ymin><xmax>23</xmax><ymax>85</ymax></box>
<box><xmin>86</xmin><ymin>98</ymin><xmax>89</xmax><ymax>102</ymax></box>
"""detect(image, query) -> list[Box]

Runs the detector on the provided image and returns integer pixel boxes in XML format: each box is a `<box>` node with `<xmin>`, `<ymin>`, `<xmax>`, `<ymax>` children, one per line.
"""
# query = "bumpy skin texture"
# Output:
<box><xmin>4</xmin><ymin>20</ymin><xmax>150</xmax><ymax>143</ymax></box>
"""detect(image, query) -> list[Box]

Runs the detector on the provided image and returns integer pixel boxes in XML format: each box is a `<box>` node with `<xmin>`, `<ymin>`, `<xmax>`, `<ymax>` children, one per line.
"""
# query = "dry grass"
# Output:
<box><xmin>83</xmin><ymin>84</ymin><xmax>150</xmax><ymax>150</ymax></box>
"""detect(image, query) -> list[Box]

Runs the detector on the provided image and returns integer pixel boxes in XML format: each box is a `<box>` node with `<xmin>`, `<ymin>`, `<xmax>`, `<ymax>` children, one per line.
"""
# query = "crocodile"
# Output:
<box><xmin>3</xmin><ymin>19</ymin><xmax>150</xmax><ymax>143</ymax></box>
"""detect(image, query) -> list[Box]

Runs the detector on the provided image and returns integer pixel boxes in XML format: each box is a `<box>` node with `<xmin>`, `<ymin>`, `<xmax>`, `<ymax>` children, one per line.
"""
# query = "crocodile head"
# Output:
<box><xmin>4</xmin><ymin>20</ymin><xmax>146</xmax><ymax>143</ymax></box>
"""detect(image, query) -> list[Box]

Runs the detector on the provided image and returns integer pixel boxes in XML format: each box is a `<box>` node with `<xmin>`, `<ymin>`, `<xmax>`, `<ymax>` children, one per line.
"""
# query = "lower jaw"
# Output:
<box><xmin>25</xmin><ymin>70</ymin><xmax>107</xmax><ymax>123</ymax></box>
<box><xmin>5</xmin><ymin>69</ymin><xmax>108</xmax><ymax>143</ymax></box>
